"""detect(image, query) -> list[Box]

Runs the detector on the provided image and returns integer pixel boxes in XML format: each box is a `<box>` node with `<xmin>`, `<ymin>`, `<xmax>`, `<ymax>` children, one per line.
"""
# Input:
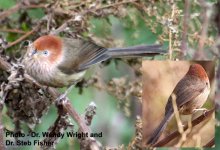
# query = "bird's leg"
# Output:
<box><xmin>194</xmin><ymin>108</ymin><xmax>209</xmax><ymax>116</ymax></box>
<box><xmin>180</xmin><ymin>115</ymin><xmax>191</xmax><ymax>128</ymax></box>
<box><xmin>194</xmin><ymin>108</ymin><xmax>208</xmax><ymax>112</ymax></box>
<box><xmin>56</xmin><ymin>84</ymin><xmax>75</xmax><ymax>104</ymax></box>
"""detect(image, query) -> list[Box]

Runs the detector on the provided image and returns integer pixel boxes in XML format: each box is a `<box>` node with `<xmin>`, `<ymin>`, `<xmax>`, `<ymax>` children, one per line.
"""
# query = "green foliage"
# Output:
<box><xmin>27</xmin><ymin>9</ymin><xmax>44</xmax><ymax>19</ymax></box>
<box><xmin>90</xmin><ymin>18</ymin><xmax>112</xmax><ymax>38</ymax></box>
<box><xmin>121</xmin><ymin>12</ymin><xmax>157</xmax><ymax>45</ymax></box>
<box><xmin>216</xmin><ymin>109</ymin><xmax>220</xmax><ymax>149</ymax></box>
<box><xmin>0</xmin><ymin>0</ymin><xmax>16</xmax><ymax>9</ymax></box>
<box><xmin>216</xmin><ymin>126</ymin><xmax>220</xmax><ymax>148</ymax></box>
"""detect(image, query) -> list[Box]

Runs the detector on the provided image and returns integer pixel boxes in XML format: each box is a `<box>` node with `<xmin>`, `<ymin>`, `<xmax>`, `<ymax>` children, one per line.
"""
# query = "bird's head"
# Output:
<box><xmin>26</xmin><ymin>35</ymin><xmax>62</xmax><ymax>64</ymax></box>
<box><xmin>187</xmin><ymin>64</ymin><xmax>209</xmax><ymax>83</ymax></box>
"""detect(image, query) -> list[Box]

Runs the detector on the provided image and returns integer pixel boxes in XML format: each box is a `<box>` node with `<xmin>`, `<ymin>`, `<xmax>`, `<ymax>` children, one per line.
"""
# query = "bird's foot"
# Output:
<box><xmin>194</xmin><ymin>108</ymin><xmax>209</xmax><ymax>116</ymax></box>
<box><xmin>55</xmin><ymin>93</ymin><xmax>67</xmax><ymax>105</ymax></box>
<box><xmin>55</xmin><ymin>84</ymin><xmax>75</xmax><ymax>105</ymax></box>
<box><xmin>180</xmin><ymin>123</ymin><xmax>185</xmax><ymax>127</ymax></box>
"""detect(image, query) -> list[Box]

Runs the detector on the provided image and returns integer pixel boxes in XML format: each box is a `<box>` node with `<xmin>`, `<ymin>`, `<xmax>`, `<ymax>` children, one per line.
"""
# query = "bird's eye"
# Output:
<box><xmin>43</xmin><ymin>50</ymin><xmax>49</xmax><ymax>55</ymax></box>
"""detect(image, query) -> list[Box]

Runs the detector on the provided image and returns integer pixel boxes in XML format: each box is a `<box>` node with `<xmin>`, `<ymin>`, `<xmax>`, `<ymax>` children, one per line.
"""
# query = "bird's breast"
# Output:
<box><xmin>54</xmin><ymin>70</ymin><xmax>86</xmax><ymax>87</ymax></box>
<box><xmin>23</xmin><ymin>56</ymin><xmax>86</xmax><ymax>87</ymax></box>
<box><xmin>180</xmin><ymin>86</ymin><xmax>210</xmax><ymax>115</ymax></box>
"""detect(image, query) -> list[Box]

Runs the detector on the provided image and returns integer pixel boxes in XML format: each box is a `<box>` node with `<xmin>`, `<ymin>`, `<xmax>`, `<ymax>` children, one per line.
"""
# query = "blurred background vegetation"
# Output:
<box><xmin>0</xmin><ymin>0</ymin><xmax>219</xmax><ymax>149</ymax></box>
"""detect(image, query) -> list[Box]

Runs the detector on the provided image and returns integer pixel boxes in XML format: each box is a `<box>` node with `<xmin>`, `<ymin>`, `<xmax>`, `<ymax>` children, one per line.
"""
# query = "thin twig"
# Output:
<box><xmin>0</xmin><ymin>57</ymin><xmax>11</xmax><ymax>71</ymax></box>
<box><xmin>5</xmin><ymin>24</ymin><xmax>42</xmax><ymax>49</ymax></box>
<box><xmin>0</xmin><ymin>3</ymin><xmax>46</xmax><ymax>21</ymax></box>
<box><xmin>180</xmin><ymin>0</ymin><xmax>190</xmax><ymax>59</ymax></box>
<box><xmin>171</xmin><ymin>94</ymin><xmax>190</xmax><ymax>147</ymax></box>
<box><xmin>50</xmin><ymin>0</ymin><xmax>138</xmax><ymax>35</ymax></box>
<box><xmin>0</xmin><ymin>28</ymin><xmax>26</xmax><ymax>34</ymax></box>
<box><xmin>93</xmin><ymin>0</ymin><xmax>137</xmax><ymax>11</ymax></box>
<box><xmin>169</xmin><ymin>3</ymin><xmax>175</xmax><ymax>60</ymax></box>
<box><xmin>0</xmin><ymin>97</ymin><xmax>5</xmax><ymax>150</ymax></box>
<box><xmin>0</xmin><ymin>4</ymin><xmax>21</xmax><ymax>21</ymax></box>
<box><xmin>84</xmin><ymin>102</ymin><xmax>96</xmax><ymax>126</ymax></box>
<box><xmin>194</xmin><ymin>0</ymin><xmax>210</xmax><ymax>59</ymax></box>
<box><xmin>62</xmin><ymin>100</ymin><xmax>90</xmax><ymax>133</ymax></box>
<box><xmin>50</xmin><ymin>20</ymin><xmax>72</xmax><ymax>35</ymax></box>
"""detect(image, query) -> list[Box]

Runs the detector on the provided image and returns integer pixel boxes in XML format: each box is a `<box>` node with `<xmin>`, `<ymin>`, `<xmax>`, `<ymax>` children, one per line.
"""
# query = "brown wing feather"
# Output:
<box><xmin>58</xmin><ymin>38</ymin><xmax>107</xmax><ymax>74</ymax></box>
<box><xmin>165</xmin><ymin>75</ymin><xmax>206</xmax><ymax>115</ymax></box>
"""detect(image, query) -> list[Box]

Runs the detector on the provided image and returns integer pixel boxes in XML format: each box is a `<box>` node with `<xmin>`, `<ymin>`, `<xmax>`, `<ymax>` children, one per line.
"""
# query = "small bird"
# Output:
<box><xmin>23</xmin><ymin>35</ymin><xmax>165</xmax><ymax>87</ymax></box>
<box><xmin>147</xmin><ymin>64</ymin><xmax>210</xmax><ymax>146</ymax></box>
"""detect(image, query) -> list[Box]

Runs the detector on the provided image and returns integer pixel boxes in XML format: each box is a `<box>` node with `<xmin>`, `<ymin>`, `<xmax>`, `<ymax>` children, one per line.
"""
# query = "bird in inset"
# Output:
<box><xmin>146</xmin><ymin>64</ymin><xmax>210</xmax><ymax>146</ymax></box>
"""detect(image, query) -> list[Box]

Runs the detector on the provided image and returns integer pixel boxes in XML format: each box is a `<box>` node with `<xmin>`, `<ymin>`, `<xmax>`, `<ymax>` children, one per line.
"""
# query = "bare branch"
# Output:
<box><xmin>0</xmin><ymin>56</ymin><xmax>11</xmax><ymax>71</ymax></box>
<box><xmin>0</xmin><ymin>4</ymin><xmax>21</xmax><ymax>21</ymax></box>
<box><xmin>40</xmin><ymin>108</ymin><xmax>73</xmax><ymax>150</ymax></box>
<box><xmin>203</xmin><ymin>137</ymin><xmax>214</xmax><ymax>147</ymax></box>
<box><xmin>0</xmin><ymin>55</ymin><xmax>90</xmax><ymax>137</ymax></box>
<box><xmin>60</xmin><ymin>99</ymin><xmax>90</xmax><ymax>133</ymax></box>
<box><xmin>153</xmin><ymin>108</ymin><xmax>214</xmax><ymax>147</ymax></box>
<box><xmin>0</xmin><ymin>3</ymin><xmax>46</xmax><ymax>21</ymax></box>
<box><xmin>0</xmin><ymin>28</ymin><xmax>26</xmax><ymax>34</ymax></box>
<box><xmin>5</xmin><ymin>23</ymin><xmax>42</xmax><ymax>49</ymax></box>
<box><xmin>194</xmin><ymin>0</ymin><xmax>210</xmax><ymax>59</ymax></box>
<box><xmin>0</xmin><ymin>96</ymin><xmax>5</xmax><ymax>150</ymax></box>
<box><xmin>180</xmin><ymin>0</ymin><xmax>190</xmax><ymax>59</ymax></box>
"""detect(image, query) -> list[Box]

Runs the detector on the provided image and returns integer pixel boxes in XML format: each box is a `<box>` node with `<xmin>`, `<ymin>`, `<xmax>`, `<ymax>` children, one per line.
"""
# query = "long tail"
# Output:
<box><xmin>78</xmin><ymin>44</ymin><xmax>166</xmax><ymax>71</ymax></box>
<box><xmin>147</xmin><ymin>112</ymin><xmax>173</xmax><ymax>146</ymax></box>
<box><xmin>107</xmin><ymin>44</ymin><xmax>166</xmax><ymax>57</ymax></box>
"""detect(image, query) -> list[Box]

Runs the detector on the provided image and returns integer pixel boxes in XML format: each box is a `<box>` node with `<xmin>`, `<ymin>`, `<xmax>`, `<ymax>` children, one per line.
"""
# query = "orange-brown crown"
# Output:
<box><xmin>33</xmin><ymin>35</ymin><xmax>62</xmax><ymax>62</ymax></box>
<box><xmin>187</xmin><ymin>64</ymin><xmax>208</xmax><ymax>80</ymax></box>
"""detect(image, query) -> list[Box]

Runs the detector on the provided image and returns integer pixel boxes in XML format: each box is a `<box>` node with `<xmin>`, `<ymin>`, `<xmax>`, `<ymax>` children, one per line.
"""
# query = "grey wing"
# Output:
<box><xmin>164</xmin><ymin>75</ymin><xmax>206</xmax><ymax>115</ymax></box>
<box><xmin>58</xmin><ymin>38</ymin><xmax>108</xmax><ymax>74</ymax></box>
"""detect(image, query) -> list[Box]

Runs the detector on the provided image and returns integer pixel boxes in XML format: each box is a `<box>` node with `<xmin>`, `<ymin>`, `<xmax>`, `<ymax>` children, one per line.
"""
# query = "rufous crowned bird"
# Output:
<box><xmin>146</xmin><ymin>64</ymin><xmax>210</xmax><ymax>146</ymax></box>
<box><xmin>23</xmin><ymin>35</ymin><xmax>165</xmax><ymax>88</ymax></box>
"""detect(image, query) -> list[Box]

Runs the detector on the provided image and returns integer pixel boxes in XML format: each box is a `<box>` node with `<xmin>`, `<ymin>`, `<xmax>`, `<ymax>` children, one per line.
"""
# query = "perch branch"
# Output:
<box><xmin>153</xmin><ymin>108</ymin><xmax>214</xmax><ymax>147</ymax></box>
<box><xmin>0</xmin><ymin>55</ymin><xmax>90</xmax><ymax>135</ymax></box>
<box><xmin>204</xmin><ymin>137</ymin><xmax>214</xmax><ymax>147</ymax></box>
<box><xmin>1</xmin><ymin>54</ymin><xmax>101</xmax><ymax>149</ymax></box>
<box><xmin>61</xmin><ymin>99</ymin><xmax>90</xmax><ymax>133</ymax></box>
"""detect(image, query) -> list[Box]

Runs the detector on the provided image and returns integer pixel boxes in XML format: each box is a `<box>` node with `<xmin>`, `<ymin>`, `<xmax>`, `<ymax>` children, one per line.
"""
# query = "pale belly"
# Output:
<box><xmin>23</xmin><ymin>57</ymin><xmax>87</xmax><ymax>87</ymax></box>
<box><xmin>54</xmin><ymin>70</ymin><xmax>86</xmax><ymax>87</ymax></box>
<box><xmin>180</xmin><ymin>87</ymin><xmax>210</xmax><ymax>115</ymax></box>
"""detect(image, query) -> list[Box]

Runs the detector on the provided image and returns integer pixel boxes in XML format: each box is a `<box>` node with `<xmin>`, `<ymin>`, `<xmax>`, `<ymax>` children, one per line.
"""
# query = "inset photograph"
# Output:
<box><xmin>142</xmin><ymin>61</ymin><xmax>215</xmax><ymax>148</ymax></box>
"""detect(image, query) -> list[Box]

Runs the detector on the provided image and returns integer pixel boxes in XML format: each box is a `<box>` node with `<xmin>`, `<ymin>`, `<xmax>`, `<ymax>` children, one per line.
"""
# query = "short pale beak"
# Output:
<box><xmin>27</xmin><ymin>43</ymin><xmax>37</xmax><ymax>57</ymax></box>
<box><xmin>31</xmin><ymin>49</ymin><xmax>37</xmax><ymax>56</ymax></box>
